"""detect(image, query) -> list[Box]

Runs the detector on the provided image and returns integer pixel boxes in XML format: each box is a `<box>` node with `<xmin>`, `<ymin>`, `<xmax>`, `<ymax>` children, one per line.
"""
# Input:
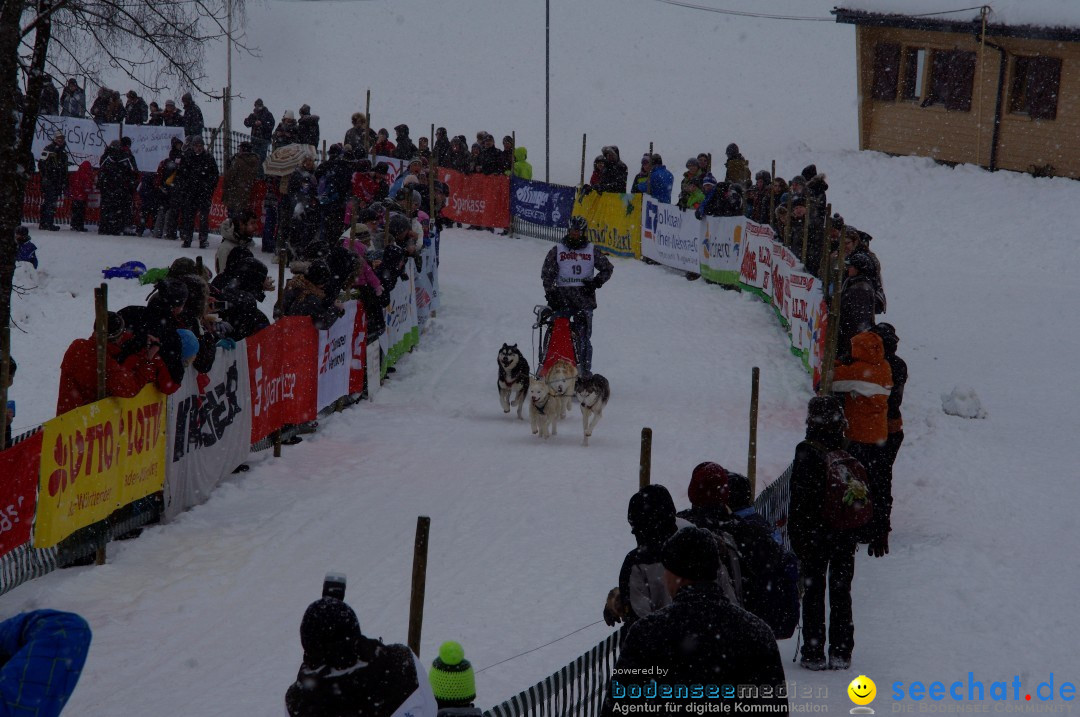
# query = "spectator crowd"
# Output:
<box><xmin>9</xmin><ymin>80</ymin><xmax>908</xmax><ymax>715</ymax></box>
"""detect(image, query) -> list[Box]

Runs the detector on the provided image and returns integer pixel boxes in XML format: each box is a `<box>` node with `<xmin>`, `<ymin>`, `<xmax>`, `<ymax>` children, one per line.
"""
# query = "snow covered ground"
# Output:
<box><xmin>4</xmin><ymin>0</ymin><xmax>1080</xmax><ymax>713</ymax></box>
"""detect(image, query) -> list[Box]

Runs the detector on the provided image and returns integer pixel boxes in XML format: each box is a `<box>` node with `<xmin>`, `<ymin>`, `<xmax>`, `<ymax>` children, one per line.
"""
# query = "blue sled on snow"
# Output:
<box><xmin>101</xmin><ymin>261</ymin><xmax>147</xmax><ymax>280</ymax></box>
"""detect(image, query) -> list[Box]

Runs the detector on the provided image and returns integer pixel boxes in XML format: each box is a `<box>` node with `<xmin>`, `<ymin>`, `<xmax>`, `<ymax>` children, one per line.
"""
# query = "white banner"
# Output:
<box><xmin>415</xmin><ymin>241</ymin><xmax>438</xmax><ymax>328</ymax></box>
<box><xmin>33</xmin><ymin>114</ymin><xmax>183</xmax><ymax>170</ymax></box>
<box><xmin>739</xmin><ymin>222</ymin><xmax>775</xmax><ymax>294</ymax></box>
<box><xmin>640</xmin><ymin>198</ymin><xmax>701</xmax><ymax>273</ymax></box>
<box><xmin>164</xmin><ymin>346</ymin><xmax>252</xmax><ymax>522</ymax></box>
<box><xmin>700</xmin><ymin>215</ymin><xmax>743</xmax><ymax>283</ymax></box>
<box><xmin>379</xmin><ymin>261</ymin><xmax>419</xmax><ymax>371</ymax></box>
<box><xmin>317</xmin><ymin>301</ymin><xmax>357</xmax><ymax>411</ymax></box>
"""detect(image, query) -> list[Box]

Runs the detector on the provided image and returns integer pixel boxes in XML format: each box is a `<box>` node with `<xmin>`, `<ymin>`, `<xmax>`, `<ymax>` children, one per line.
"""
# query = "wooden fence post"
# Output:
<box><xmin>408</xmin><ymin>516</ymin><xmax>431</xmax><ymax>656</ymax></box>
<box><xmin>820</xmin><ymin>228</ymin><xmax>847</xmax><ymax>393</ymax></box>
<box><xmin>747</xmin><ymin>367</ymin><xmax>760</xmax><ymax>498</ymax></box>
<box><xmin>364</xmin><ymin>90</ymin><xmax>371</xmax><ymax>159</ymax></box>
<box><xmin>509</xmin><ymin>130</ymin><xmax>516</xmax><ymax>238</ymax></box>
<box><xmin>579</xmin><ymin>134</ymin><xmax>587</xmax><ymax>187</ymax></box>
<box><xmin>769</xmin><ymin>160</ymin><xmax>776</xmax><ymax>222</ymax></box>
<box><xmin>93</xmin><ymin>283</ymin><xmax>108</xmax><ymax>565</ymax></box>
<box><xmin>639</xmin><ymin>427</ymin><xmax>652</xmax><ymax>489</ymax></box>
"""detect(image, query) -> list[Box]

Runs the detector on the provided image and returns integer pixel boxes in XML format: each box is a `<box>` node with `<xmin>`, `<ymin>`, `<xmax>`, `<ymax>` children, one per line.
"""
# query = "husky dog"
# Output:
<box><xmin>575</xmin><ymin>373</ymin><xmax>610</xmax><ymax>446</ymax></box>
<box><xmin>545</xmin><ymin>359</ymin><xmax>578</xmax><ymax>421</ymax></box>
<box><xmin>497</xmin><ymin>344</ymin><xmax>530</xmax><ymax>419</ymax></box>
<box><xmin>528</xmin><ymin>376</ymin><xmax>557</xmax><ymax>439</ymax></box>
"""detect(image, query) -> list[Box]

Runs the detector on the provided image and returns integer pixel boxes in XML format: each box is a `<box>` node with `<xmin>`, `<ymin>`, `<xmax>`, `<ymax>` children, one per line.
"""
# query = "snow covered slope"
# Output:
<box><xmin>4</xmin><ymin>0</ymin><xmax>1080</xmax><ymax>713</ymax></box>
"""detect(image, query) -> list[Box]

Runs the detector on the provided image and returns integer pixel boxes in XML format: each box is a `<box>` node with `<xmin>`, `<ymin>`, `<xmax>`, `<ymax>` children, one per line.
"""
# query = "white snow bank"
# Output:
<box><xmin>941</xmin><ymin>385</ymin><xmax>988</xmax><ymax>419</ymax></box>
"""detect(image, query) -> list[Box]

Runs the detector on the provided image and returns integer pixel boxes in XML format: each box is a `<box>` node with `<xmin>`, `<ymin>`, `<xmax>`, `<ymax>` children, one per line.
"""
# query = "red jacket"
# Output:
<box><xmin>832</xmin><ymin>332</ymin><xmax>892</xmax><ymax>446</ymax></box>
<box><xmin>372</xmin><ymin>139</ymin><xmax>395</xmax><ymax>157</ymax></box>
<box><xmin>351</xmin><ymin>172</ymin><xmax>378</xmax><ymax>205</ymax></box>
<box><xmin>69</xmin><ymin>162</ymin><xmax>95</xmax><ymax>202</ymax></box>
<box><xmin>56</xmin><ymin>335</ymin><xmax>179</xmax><ymax>416</ymax></box>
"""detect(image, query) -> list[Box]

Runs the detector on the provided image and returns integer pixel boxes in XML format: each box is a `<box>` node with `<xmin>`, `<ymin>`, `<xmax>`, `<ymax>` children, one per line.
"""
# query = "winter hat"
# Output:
<box><xmin>394</xmin><ymin>123</ymin><xmax>410</xmax><ymax>135</ymax></box>
<box><xmin>106</xmin><ymin>311</ymin><xmax>126</xmax><ymax>340</ymax></box>
<box><xmin>726</xmin><ymin>472</ymin><xmax>753</xmax><ymax>512</ymax></box>
<box><xmin>844</xmin><ymin>252</ymin><xmax>874</xmax><ymax>274</ymax></box>
<box><xmin>282</xmin><ymin>110</ymin><xmax>295</xmax><ymax>121</ymax></box>
<box><xmin>388</xmin><ymin>213</ymin><xmax>412</xmax><ymax>239</ymax></box>
<box><xmin>662</xmin><ymin>527</ymin><xmax>720</xmax><ymax>582</ymax></box>
<box><xmin>725</xmin><ymin>143</ymin><xmax>740</xmax><ymax>159</ymax></box>
<box><xmin>328</xmin><ymin>143</ymin><xmax>343</xmax><ymax>157</ymax></box>
<box><xmin>305</xmin><ymin>260</ymin><xmax>332</xmax><ymax>287</ymax></box>
<box><xmin>651</xmin><ymin>154</ymin><xmax>664</xmax><ymax>167</ymax></box>
<box><xmin>871</xmin><ymin>322</ymin><xmax>899</xmax><ymax>352</ymax></box>
<box><xmin>857</xmin><ymin>230</ymin><xmax>874</xmax><ymax>244</ymax></box>
<box><xmin>299</xmin><ymin>104</ymin><xmax>311</xmax><ymax>116</ymax></box>
<box><xmin>801</xmin><ymin>164</ymin><xmax>818</xmax><ymax>181</ymax></box>
<box><xmin>806</xmin><ymin>395</ymin><xmax>846</xmax><ymax>430</ymax></box>
<box><xmin>755</xmin><ymin>169</ymin><xmax>772</xmax><ymax>184</ymax></box>
<box><xmin>789</xmin><ymin>175</ymin><xmax>807</xmax><ymax>190</ymax></box>
<box><xmin>165</xmin><ymin>99</ymin><xmax>176</xmax><ymax>107</ymax></box>
<box><xmin>176</xmin><ymin>329</ymin><xmax>199</xmax><ymax>362</ymax></box>
<box><xmin>701</xmin><ymin>173</ymin><xmax>718</xmax><ymax>188</ymax></box>
<box><xmin>152</xmin><ymin>278</ymin><xmax>189</xmax><ymax>308</ymax></box>
<box><xmin>14</xmin><ymin>226</ymin><xmax>29</xmax><ymax>239</ymax></box>
<box><xmin>126</xmin><ymin>90</ymin><xmax>138</xmax><ymax>99</ymax></box>
<box><xmin>685</xmin><ymin>158</ymin><xmax>700</xmax><ymax>169</ymax></box>
<box><xmin>627</xmin><ymin>484</ymin><xmax>677</xmax><ymax>543</ymax></box>
<box><xmin>300</xmin><ymin>598</ymin><xmax>362</xmax><ymax>669</ymax></box>
<box><xmin>191</xmin><ymin>135</ymin><xmax>204</xmax><ymax>147</ymax></box>
<box><xmin>687</xmin><ymin>462</ymin><xmax>730</xmax><ymax>508</ymax></box>
<box><xmin>429</xmin><ymin>641</ymin><xmax>476</xmax><ymax>708</ymax></box>
<box><xmin>254</xmin><ymin>98</ymin><xmax>264</xmax><ymax>107</ymax></box>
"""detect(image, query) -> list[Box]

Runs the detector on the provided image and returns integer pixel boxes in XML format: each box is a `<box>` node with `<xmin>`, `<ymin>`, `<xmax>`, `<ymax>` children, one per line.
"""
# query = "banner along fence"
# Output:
<box><xmin>0</xmin><ymin>245</ymin><xmax>431</xmax><ymax>595</ymax></box>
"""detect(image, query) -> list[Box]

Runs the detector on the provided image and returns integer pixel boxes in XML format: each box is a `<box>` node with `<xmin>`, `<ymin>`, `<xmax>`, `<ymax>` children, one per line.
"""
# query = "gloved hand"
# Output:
<box><xmin>580</xmin><ymin>184</ymin><xmax>593</xmax><ymax>197</ymax></box>
<box><xmin>603</xmin><ymin>587</ymin><xmax>625</xmax><ymax>626</ymax></box>
<box><xmin>868</xmin><ymin>535</ymin><xmax>889</xmax><ymax>558</ymax></box>
<box><xmin>581</xmin><ymin>277</ymin><xmax>598</xmax><ymax>291</ymax></box>
<box><xmin>216</xmin><ymin>338</ymin><xmax>237</xmax><ymax>350</ymax></box>
<box><xmin>544</xmin><ymin>289</ymin><xmax>562</xmax><ymax>311</ymax></box>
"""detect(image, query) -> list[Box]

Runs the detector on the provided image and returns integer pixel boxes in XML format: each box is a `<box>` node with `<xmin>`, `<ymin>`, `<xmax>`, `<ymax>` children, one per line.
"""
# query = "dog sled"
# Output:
<box><xmin>532</xmin><ymin>305</ymin><xmax>579</xmax><ymax>377</ymax></box>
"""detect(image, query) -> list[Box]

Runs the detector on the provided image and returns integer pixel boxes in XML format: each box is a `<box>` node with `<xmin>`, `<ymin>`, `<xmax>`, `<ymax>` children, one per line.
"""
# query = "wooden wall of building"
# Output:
<box><xmin>854</xmin><ymin>25</ymin><xmax>1080</xmax><ymax>178</ymax></box>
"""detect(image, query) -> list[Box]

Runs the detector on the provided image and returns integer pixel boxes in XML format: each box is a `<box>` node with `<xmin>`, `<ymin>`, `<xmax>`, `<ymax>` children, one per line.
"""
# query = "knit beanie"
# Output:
<box><xmin>429</xmin><ymin>641</ymin><xmax>476</xmax><ymax>708</ymax></box>
<box><xmin>662</xmin><ymin>526</ymin><xmax>720</xmax><ymax>582</ymax></box>
<box><xmin>687</xmin><ymin>462</ymin><xmax>729</xmax><ymax>508</ymax></box>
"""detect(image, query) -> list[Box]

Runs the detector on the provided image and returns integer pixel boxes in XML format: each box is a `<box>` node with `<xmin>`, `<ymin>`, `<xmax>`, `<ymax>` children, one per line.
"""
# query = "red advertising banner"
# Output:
<box><xmin>438</xmin><ymin>168</ymin><xmax>510</xmax><ymax>229</ymax></box>
<box><xmin>246</xmin><ymin>316</ymin><xmax>319</xmax><ymax>444</ymax></box>
<box><xmin>0</xmin><ymin>433</ymin><xmax>42</xmax><ymax>559</ymax></box>
<box><xmin>349</xmin><ymin>302</ymin><xmax>368</xmax><ymax>396</ymax></box>
<box><xmin>208</xmin><ymin>177</ymin><xmax>269</xmax><ymax>232</ymax></box>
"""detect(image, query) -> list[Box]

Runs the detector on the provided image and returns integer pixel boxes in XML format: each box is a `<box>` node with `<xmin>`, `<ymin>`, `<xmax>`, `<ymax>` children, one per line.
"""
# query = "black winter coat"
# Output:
<box><xmin>211</xmin><ymin>262</ymin><xmax>270</xmax><ymax>341</ymax></box>
<box><xmin>182</xmin><ymin>102</ymin><xmax>204</xmax><ymax>137</ymax></box>
<box><xmin>884</xmin><ymin>352</ymin><xmax>907</xmax><ymax>429</ymax></box>
<box><xmin>38</xmin><ymin>141</ymin><xmax>70</xmax><ymax>192</ymax></box>
<box><xmin>787</xmin><ymin>430</ymin><xmax>849</xmax><ymax>558</ymax></box>
<box><xmin>393</xmin><ymin>136</ymin><xmax>418</xmax><ymax>160</ymax></box>
<box><xmin>286</xmin><ymin>637</ymin><xmax>419</xmax><ymax>717</ymax></box>
<box><xmin>298</xmin><ymin>115</ymin><xmax>321</xmax><ymax>147</ymax></box>
<box><xmin>541</xmin><ymin>242</ymin><xmax>614</xmax><ymax>313</ymax></box>
<box><xmin>838</xmin><ymin>274</ymin><xmax>875</xmax><ymax>360</ymax></box>
<box><xmin>176</xmin><ymin>149</ymin><xmax>220</xmax><ymax>204</ymax></box>
<box><xmin>40</xmin><ymin>82</ymin><xmax>60</xmax><ymax>116</ymax></box>
<box><xmin>602</xmin><ymin>583</ymin><xmax>788</xmax><ymax>716</ymax></box>
<box><xmin>433</xmin><ymin>136</ymin><xmax>451</xmax><ymax>167</ymax></box>
<box><xmin>597</xmin><ymin>161</ymin><xmax>628</xmax><ymax>193</ymax></box>
<box><xmin>125</xmin><ymin>98</ymin><xmax>148</xmax><ymax>125</ymax></box>
<box><xmin>244</xmin><ymin>106</ymin><xmax>275</xmax><ymax>141</ymax></box>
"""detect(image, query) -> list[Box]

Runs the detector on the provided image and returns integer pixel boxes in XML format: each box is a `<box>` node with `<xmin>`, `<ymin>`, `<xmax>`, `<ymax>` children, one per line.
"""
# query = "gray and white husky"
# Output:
<box><xmin>497</xmin><ymin>344</ymin><xmax>530</xmax><ymax>419</ymax></box>
<box><xmin>575</xmin><ymin>373</ymin><xmax>610</xmax><ymax>446</ymax></box>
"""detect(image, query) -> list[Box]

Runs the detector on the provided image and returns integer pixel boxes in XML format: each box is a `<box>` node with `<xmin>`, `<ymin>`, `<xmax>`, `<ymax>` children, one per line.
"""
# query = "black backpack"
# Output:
<box><xmin>725</xmin><ymin>516</ymin><xmax>801</xmax><ymax>640</ymax></box>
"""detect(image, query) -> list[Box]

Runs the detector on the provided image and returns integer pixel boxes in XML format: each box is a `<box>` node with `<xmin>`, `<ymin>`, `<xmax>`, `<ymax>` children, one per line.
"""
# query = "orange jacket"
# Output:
<box><xmin>833</xmin><ymin>331</ymin><xmax>892</xmax><ymax>445</ymax></box>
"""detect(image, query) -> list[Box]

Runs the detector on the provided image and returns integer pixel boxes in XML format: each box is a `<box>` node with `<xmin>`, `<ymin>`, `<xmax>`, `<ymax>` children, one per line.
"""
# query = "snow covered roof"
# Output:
<box><xmin>834</xmin><ymin>2</ymin><xmax>1080</xmax><ymax>42</ymax></box>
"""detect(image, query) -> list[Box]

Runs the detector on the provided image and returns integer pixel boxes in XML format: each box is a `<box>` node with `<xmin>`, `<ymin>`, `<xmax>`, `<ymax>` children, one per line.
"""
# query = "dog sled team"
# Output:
<box><xmin>496</xmin><ymin>216</ymin><xmax>614</xmax><ymax>445</ymax></box>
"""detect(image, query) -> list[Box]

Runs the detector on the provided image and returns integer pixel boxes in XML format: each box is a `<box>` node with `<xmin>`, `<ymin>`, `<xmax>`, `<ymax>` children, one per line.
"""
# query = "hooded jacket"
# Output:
<box><xmin>617</xmin><ymin>485</ymin><xmax>679</xmax><ymax>624</ymax></box>
<box><xmin>511</xmin><ymin>146</ymin><xmax>533</xmax><ymax>180</ymax></box>
<box><xmin>832</xmin><ymin>332</ymin><xmax>892</xmax><ymax>445</ymax></box>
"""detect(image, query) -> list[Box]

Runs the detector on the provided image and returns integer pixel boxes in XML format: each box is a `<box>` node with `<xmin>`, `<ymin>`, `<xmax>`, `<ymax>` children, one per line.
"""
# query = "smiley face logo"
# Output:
<box><xmin>848</xmin><ymin>675</ymin><xmax>877</xmax><ymax>706</ymax></box>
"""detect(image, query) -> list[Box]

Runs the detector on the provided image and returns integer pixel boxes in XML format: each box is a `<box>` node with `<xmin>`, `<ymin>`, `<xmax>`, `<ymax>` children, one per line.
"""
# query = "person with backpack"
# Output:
<box><xmin>678</xmin><ymin>463</ymin><xmax>800</xmax><ymax>640</ymax></box>
<box><xmin>833</xmin><ymin>330</ymin><xmax>893</xmax><ymax>558</ymax></box>
<box><xmin>788</xmin><ymin>396</ymin><xmax>870</xmax><ymax>671</ymax></box>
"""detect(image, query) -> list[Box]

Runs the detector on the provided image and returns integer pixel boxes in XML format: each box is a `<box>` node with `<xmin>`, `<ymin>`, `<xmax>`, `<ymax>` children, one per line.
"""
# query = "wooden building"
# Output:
<box><xmin>834</xmin><ymin>7</ymin><xmax>1080</xmax><ymax>178</ymax></box>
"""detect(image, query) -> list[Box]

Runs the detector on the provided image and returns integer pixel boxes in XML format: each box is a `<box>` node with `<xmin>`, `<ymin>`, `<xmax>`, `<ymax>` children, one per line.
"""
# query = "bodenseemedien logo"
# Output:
<box><xmin>849</xmin><ymin>675</ymin><xmax>877</xmax><ymax>714</ymax></box>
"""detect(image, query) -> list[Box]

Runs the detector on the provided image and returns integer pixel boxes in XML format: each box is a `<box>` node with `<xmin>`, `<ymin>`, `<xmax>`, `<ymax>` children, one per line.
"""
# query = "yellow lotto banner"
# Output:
<box><xmin>34</xmin><ymin>384</ymin><xmax>167</xmax><ymax>548</ymax></box>
<box><xmin>572</xmin><ymin>191</ymin><xmax>642</xmax><ymax>259</ymax></box>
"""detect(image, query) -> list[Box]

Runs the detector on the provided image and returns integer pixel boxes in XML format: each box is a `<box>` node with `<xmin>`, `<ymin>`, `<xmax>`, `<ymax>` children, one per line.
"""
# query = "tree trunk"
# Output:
<box><xmin>0</xmin><ymin>0</ymin><xmax>52</xmax><ymax>448</ymax></box>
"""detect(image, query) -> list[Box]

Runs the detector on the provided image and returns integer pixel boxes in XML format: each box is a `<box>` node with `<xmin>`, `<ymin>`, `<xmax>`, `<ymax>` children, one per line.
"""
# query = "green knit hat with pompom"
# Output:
<box><xmin>429</xmin><ymin>641</ymin><xmax>476</xmax><ymax>707</ymax></box>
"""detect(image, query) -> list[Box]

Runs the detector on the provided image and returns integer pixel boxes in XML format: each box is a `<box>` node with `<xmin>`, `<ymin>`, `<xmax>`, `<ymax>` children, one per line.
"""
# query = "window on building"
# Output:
<box><xmin>872</xmin><ymin>43</ymin><xmax>901</xmax><ymax>100</ymax></box>
<box><xmin>1009</xmin><ymin>55</ymin><xmax>1062</xmax><ymax>120</ymax></box>
<box><xmin>925</xmin><ymin>49</ymin><xmax>976</xmax><ymax>111</ymax></box>
<box><xmin>900</xmin><ymin>48</ymin><xmax>927</xmax><ymax>101</ymax></box>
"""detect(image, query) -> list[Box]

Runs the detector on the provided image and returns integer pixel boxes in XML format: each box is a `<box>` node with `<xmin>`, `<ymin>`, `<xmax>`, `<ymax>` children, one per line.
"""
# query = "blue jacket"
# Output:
<box><xmin>15</xmin><ymin>240</ymin><xmax>38</xmax><ymax>269</ymax></box>
<box><xmin>648</xmin><ymin>166</ymin><xmax>673</xmax><ymax>204</ymax></box>
<box><xmin>0</xmin><ymin>610</ymin><xmax>91</xmax><ymax>716</ymax></box>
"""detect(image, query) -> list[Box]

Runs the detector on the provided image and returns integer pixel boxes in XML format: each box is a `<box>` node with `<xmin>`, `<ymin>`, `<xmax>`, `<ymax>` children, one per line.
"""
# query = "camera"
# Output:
<box><xmin>323</xmin><ymin>572</ymin><xmax>346</xmax><ymax>600</ymax></box>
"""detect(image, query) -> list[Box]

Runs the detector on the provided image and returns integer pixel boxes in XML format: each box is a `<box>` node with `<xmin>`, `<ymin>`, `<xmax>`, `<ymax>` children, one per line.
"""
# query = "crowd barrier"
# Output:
<box><xmin>483</xmin><ymin>628</ymin><xmax>626</xmax><ymax>717</ymax></box>
<box><xmin>0</xmin><ymin>256</ymin><xmax>433</xmax><ymax>597</ymax></box>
